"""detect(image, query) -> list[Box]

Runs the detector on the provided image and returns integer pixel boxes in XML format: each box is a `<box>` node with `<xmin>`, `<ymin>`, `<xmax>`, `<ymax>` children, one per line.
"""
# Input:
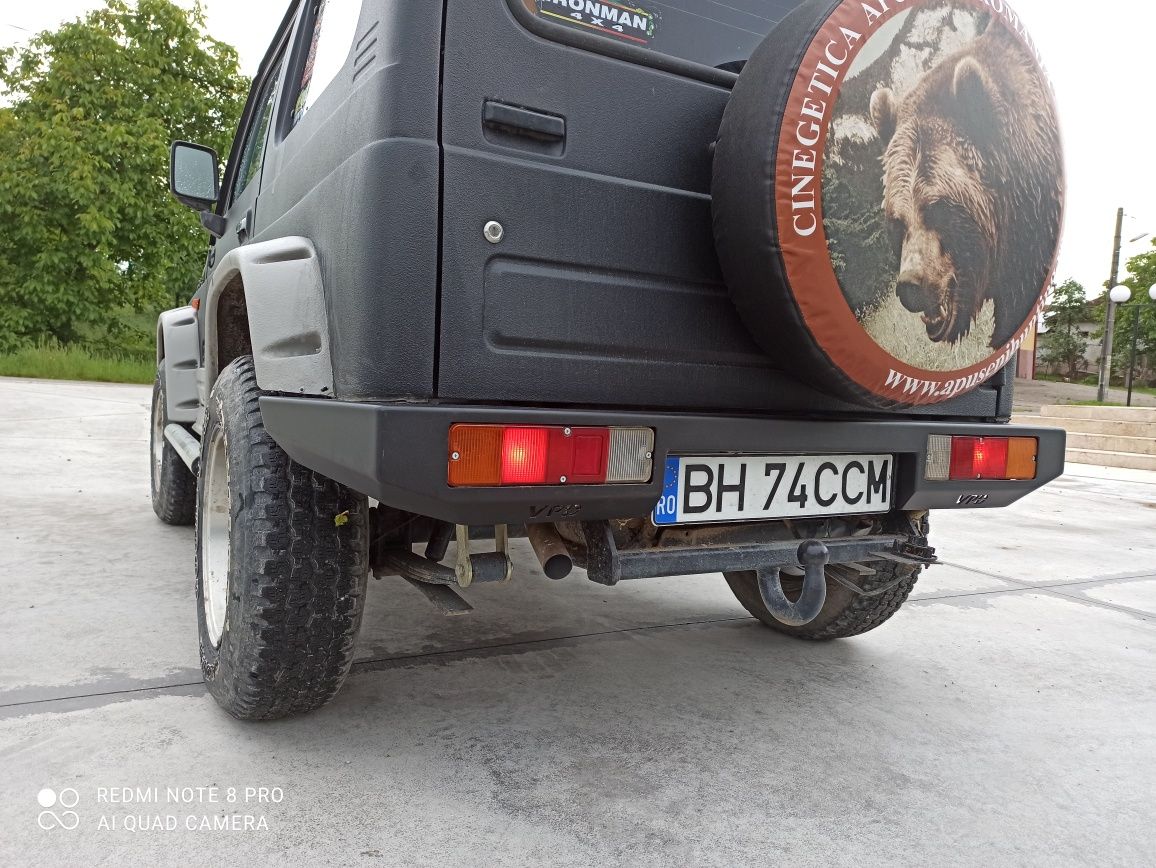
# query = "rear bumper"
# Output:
<box><xmin>259</xmin><ymin>397</ymin><xmax>1066</xmax><ymax>526</ymax></box>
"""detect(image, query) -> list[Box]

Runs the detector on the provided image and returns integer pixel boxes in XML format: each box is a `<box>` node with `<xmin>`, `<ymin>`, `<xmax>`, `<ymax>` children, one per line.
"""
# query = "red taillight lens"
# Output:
<box><xmin>448</xmin><ymin>424</ymin><xmax>653</xmax><ymax>487</ymax></box>
<box><xmin>950</xmin><ymin>436</ymin><xmax>1008</xmax><ymax>480</ymax></box>
<box><xmin>546</xmin><ymin>427</ymin><xmax>610</xmax><ymax>484</ymax></box>
<box><xmin>501</xmin><ymin>427</ymin><xmax>549</xmax><ymax>484</ymax></box>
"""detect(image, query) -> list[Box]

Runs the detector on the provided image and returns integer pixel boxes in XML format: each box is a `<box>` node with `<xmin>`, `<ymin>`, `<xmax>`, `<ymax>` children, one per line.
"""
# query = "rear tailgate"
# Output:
<box><xmin>435</xmin><ymin>0</ymin><xmax>1009</xmax><ymax>419</ymax></box>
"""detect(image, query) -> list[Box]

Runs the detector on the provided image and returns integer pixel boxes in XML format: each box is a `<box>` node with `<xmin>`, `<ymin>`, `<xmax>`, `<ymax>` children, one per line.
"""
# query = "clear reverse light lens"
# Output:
<box><xmin>925</xmin><ymin>434</ymin><xmax>952</xmax><ymax>481</ymax></box>
<box><xmin>606</xmin><ymin>427</ymin><xmax>654</xmax><ymax>483</ymax></box>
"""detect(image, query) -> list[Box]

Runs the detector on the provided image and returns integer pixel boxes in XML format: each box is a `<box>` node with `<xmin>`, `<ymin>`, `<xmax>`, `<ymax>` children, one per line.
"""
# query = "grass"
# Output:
<box><xmin>1035</xmin><ymin>372</ymin><xmax>1100</xmax><ymax>386</ymax></box>
<box><xmin>1066</xmin><ymin>384</ymin><xmax>1156</xmax><ymax>403</ymax></box>
<box><xmin>1035</xmin><ymin>372</ymin><xmax>1151</xmax><ymax>395</ymax></box>
<box><xmin>1068</xmin><ymin>399</ymin><xmax>1153</xmax><ymax>408</ymax></box>
<box><xmin>0</xmin><ymin>342</ymin><xmax>154</xmax><ymax>385</ymax></box>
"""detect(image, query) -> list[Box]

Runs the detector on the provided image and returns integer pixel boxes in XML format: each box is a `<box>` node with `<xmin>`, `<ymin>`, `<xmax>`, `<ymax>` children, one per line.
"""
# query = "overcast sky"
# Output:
<box><xmin>4</xmin><ymin>0</ymin><xmax>1155</xmax><ymax>299</ymax></box>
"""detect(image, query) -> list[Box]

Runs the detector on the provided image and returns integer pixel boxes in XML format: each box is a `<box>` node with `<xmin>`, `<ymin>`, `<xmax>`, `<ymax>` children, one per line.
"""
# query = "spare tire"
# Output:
<box><xmin>713</xmin><ymin>0</ymin><xmax>1063</xmax><ymax>407</ymax></box>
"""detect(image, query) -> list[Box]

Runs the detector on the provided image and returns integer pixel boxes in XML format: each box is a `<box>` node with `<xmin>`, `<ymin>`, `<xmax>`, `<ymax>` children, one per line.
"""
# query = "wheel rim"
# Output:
<box><xmin>201</xmin><ymin>428</ymin><xmax>230</xmax><ymax>647</ymax></box>
<box><xmin>151</xmin><ymin>391</ymin><xmax>165</xmax><ymax>491</ymax></box>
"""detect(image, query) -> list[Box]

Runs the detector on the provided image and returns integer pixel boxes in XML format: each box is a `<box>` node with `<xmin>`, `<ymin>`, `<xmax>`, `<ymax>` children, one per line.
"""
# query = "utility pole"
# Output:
<box><xmin>1097</xmin><ymin>207</ymin><xmax>1125</xmax><ymax>402</ymax></box>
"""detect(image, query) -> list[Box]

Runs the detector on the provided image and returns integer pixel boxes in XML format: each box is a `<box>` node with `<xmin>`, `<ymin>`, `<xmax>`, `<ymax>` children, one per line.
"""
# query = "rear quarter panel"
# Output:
<box><xmin>253</xmin><ymin>0</ymin><xmax>443</xmax><ymax>400</ymax></box>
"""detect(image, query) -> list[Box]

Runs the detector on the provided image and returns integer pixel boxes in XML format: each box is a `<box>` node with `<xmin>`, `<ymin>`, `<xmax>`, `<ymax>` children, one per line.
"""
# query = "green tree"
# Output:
<box><xmin>1102</xmin><ymin>241</ymin><xmax>1156</xmax><ymax>387</ymax></box>
<box><xmin>1039</xmin><ymin>278</ymin><xmax>1090</xmax><ymax>380</ymax></box>
<box><xmin>0</xmin><ymin>0</ymin><xmax>247</xmax><ymax>352</ymax></box>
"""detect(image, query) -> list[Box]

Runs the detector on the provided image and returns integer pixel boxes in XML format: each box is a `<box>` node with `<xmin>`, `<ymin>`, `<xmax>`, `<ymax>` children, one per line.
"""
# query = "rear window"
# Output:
<box><xmin>523</xmin><ymin>0</ymin><xmax>804</xmax><ymax>71</ymax></box>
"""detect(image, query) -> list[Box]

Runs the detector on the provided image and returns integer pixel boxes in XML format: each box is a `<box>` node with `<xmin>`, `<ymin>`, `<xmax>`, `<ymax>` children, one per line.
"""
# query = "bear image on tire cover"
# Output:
<box><xmin>711</xmin><ymin>0</ymin><xmax>1064</xmax><ymax>407</ymax></box>
<box><xmin>827</xmin><ymin>3</ymin><xmax>1063</xmax><ymax>371</ymax></box>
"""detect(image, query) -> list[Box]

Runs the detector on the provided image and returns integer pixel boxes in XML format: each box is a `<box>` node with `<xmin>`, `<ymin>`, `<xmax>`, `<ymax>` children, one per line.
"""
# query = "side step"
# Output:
<box><xmin>164</xmin><ymin>423</ymin><xmax>201</xmax><ymax>475</ymax></box>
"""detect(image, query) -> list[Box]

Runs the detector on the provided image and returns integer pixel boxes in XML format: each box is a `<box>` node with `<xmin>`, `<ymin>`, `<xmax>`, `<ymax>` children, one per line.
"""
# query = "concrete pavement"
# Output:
<box><xmin>1</xmin><ymin>377</ymin><xmax>1154</xmax><ymax>866</ymax></box>
<box><xmin>1011</xmin><ymin>375</ymin><xmax>1156</xmax><ymax>411</ymax></box>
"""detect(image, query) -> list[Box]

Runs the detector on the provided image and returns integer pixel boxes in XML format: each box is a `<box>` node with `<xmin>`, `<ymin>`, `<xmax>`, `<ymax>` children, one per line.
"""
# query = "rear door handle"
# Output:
<box><xmin>483</xmin><ymin>100</ymin><xmax>565</xmax><ymax>144</ymax></box>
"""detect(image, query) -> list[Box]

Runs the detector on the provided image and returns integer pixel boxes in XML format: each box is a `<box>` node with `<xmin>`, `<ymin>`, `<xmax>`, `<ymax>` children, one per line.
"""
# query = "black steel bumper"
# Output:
<box><xmin>259</xmin><ymin>397</ymin><xmax>1066</xmax><ymax>526</ymax></box>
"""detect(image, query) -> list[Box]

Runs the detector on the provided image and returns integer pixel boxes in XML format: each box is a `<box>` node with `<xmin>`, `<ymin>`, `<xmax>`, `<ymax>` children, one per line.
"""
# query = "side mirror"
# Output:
<box><xmin>169</xmin><ymin>141</ymin><xmax>220</xmax><ymax>211</ymax></box>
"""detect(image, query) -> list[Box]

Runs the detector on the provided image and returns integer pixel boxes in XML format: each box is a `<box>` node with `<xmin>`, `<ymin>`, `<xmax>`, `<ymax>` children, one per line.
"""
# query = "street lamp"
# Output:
<box><xmin>1098</xmin><ymin>209</ymin><xmax>1153</xmax><ymax>401</ymax></box>
<box><xmin>1109</xmin><ymin>285</ymin><xmax>1133</xmax><ymax>304</ymax></box>
<box><xmin>1120</xmin><ymin>283</ymin><xmax>1156</xmax><ymax>407</ymax></box>
<box><xmin>1099</xmin><ymin>282</ymin><xmax>1132</xmax><ymax>402</ymax></box>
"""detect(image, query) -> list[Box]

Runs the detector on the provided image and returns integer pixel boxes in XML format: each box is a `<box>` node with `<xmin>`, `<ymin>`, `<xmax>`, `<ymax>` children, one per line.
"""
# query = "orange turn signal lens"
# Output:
<box><xmin>447</xmin><ymin>425</ymin><xmax>503</xmax><ymax>487</ymax></box>
<box><xmin>1006</xmin><ymin>437</ymin><xmax>1039</xmax><ymax>480</ymax></box>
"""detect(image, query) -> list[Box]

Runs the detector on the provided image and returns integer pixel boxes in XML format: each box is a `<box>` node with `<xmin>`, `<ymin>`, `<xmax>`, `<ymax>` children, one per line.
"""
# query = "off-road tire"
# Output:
<box><xmin>724</xmin><ymin>517</ymin><xmax>927</xmax><ymax>640</ymax></box>
<box><xmin>150</xmin><ymin>367</ymin><xmax>196</xmax><ymax>525</ymax></box>
<box><xmin>196</xmin><ymin>356</ymin><xmax>369</xmax><ymax>720</ymax></box>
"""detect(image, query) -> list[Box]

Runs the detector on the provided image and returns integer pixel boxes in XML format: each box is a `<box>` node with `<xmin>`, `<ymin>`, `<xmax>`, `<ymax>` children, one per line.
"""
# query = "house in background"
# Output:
<box><xmin>1033</xmin><ymin>298</ymin><xmax>1103</xmax><ymax>381</ymax></box>
<box><xmin>1016</xmin><ymin>320</ymin><xmax>1038</xmax><ymax>379</ymax></box>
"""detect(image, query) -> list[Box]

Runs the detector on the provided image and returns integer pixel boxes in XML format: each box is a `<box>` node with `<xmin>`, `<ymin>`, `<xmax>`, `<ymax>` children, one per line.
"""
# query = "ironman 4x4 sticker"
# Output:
<box><xmin>535</xmin><ymin>0</ymin><xmax>658</xmax><ymax>46</ymax></box>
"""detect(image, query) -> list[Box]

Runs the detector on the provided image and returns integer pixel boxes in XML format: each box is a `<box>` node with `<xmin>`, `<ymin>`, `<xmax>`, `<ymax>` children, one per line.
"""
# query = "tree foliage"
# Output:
<box><xmin>1039</xmin><ymin>278</ymin><xmax>1090</xmax><ymax>380</ymax></box>
<box><xmin>0</xmin><ymin>0</ymin><xmax>247</xmax><ymax>352</ymax></box>
<box><xmin>1102</xmin><ymin>241</ymin><xmax>1156</xmax><ymax>386</ymax></box>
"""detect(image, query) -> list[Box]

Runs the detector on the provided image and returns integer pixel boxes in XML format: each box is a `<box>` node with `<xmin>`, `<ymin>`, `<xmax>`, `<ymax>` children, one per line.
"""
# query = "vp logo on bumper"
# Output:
<box><xmin>957</xmin><ymin>493</ymin><xmax>990</xmax><ymax>506</ymax></box>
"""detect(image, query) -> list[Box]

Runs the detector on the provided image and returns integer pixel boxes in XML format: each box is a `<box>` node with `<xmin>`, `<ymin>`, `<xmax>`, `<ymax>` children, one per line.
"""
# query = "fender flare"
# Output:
<box><xmin>157</xmin><ymin>307</ymin><xmax>201</xmax><ymax>424</ymax></box>
<box><xmin>202</xmin><ymin>236</ymin><xmax>334</xmax><ymax>399</ymax></box>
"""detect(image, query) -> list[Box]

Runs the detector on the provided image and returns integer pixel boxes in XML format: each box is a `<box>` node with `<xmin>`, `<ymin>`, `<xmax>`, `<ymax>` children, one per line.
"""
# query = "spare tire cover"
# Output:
<box><xmin>712</xmin><ymin>0</ymin><xmax>1063</xmax><ymax>407</ymax></box>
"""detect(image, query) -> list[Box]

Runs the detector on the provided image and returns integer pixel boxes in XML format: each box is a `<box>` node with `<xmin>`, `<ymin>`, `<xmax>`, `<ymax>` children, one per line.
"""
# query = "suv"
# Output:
<box><xmin>154</xmin><ymin>0</ymin><xmax>1066</xmax><ymax>719</ymax></box>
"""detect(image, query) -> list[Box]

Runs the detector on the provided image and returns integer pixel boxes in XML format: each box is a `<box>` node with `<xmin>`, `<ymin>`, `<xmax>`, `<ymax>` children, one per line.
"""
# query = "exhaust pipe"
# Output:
<box><xmin>526</xmin><ymin>523</ymin><xmax>573</xmax><ymax>580</ymax></box>
<box><xmin>164</xmin><ymin>423</ymin><xmax>202</xmax><ymax>475</ymax></box>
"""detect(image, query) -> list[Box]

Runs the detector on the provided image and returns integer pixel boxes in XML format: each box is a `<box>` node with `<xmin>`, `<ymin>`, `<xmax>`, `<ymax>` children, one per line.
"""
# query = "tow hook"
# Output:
<box><xmin>756</xmin><ymin>540</ymin><xmax>830</xmax><ymax>627</ymax></box>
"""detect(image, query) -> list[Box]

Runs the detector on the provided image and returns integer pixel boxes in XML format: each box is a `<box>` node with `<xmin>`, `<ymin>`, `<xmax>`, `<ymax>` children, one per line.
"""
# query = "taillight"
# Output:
<box><xmin>925</xmin><ymin>435</ymin><xmax>1038</xmax><ymax>481</ymax></box>
<box><xmin>448</xmin><ymin>425</ymin><xmax>653</xmax><ymax>487</ymax></box>
<box><xmin>500</xmin><ymin>427</ymin><xmax>549</xmax><ymax>484</ymax></box>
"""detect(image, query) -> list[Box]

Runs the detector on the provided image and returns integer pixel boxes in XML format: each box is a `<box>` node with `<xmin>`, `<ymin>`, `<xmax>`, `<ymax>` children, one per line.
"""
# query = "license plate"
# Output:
<box><xmin>652</xmin><ymin>454</ymin><xmax>893</xmax><ymax>526</ymax></box>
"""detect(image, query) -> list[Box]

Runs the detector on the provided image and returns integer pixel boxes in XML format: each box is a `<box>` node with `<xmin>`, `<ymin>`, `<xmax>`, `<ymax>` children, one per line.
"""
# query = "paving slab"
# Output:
<box><xmin>933</xmin><ymin>472</ymin><xmax>1156</xmax><ymax>584</ymax></box>
<box><xmin>908</xmin><ymin>563</ymin><xmax>1015</xmax><ymax>598</ymax></box>
<box><xmin>2</xmin><ymin>594</ymin><xmax>1153</xmax><ymax>867</ymax></box>
<box><xmin>1080</xmin><ymin>579</ymin><xmax>1156</xmax><ymax>616</ymax></box>
<box><xmin>2</xmin><ymin>377</ymin><xmax>1155</xmax><ymax>866</ymax></box>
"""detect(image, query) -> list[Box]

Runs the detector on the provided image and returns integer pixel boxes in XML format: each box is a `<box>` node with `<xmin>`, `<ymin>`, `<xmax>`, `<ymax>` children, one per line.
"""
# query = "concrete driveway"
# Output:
<box><xmin>1011</xmin><ymin>375</ymin><xmax>1156</xmax><ymax>411</ymax></box>
<box><xmin>1</xmin><ymin>376</ymin><xmax>1154</xmax><ymax>866</ymax></box>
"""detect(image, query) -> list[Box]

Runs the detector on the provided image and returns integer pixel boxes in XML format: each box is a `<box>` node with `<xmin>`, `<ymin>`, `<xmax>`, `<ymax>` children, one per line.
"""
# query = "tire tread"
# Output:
<box><xmin>199</xmin><ymin>357</ymin><xmax>367</xmax><ymax>720</ymax></box>
<box><xmin>151</xmin><ymin>369</ymin><xmax>196</xmax><ymax>526</ymax></box>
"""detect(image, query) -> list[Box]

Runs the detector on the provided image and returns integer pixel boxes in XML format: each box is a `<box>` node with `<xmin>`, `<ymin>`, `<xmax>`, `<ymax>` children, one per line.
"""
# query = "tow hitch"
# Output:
<box><xmin>757</xmin><ymin>541</ymin><xmax>830</xmax><ymax>627</ymax></box>
<box><xmin>578</xmin><ymin>521</ymin><xmax>937</xmax><ymax>627</ymax></box>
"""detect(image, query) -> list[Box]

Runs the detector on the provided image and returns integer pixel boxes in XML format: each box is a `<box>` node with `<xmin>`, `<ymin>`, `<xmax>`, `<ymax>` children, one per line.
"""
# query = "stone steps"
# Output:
<box><xmin>1013</xmin><ymin>405</ymin><xmax>1156</xmax><ymax>471</ymax></box>
<box><xmin>1039</xmin><ymin>404</ymin><xmax>1156</xmax><ymax>423</ymax></box>
<box><xmin>1065</xmin><ymin>449</ymin><xmax>1156</xmax><ymax>472</ymax></box>
<box><xmin>1012</xmin><ymin>415</ymin><xmax>1156</xmax><ymax>438</ymax></box>
<box><xmin>1065</xmin><ymin>431</ymin><xmax>1156</xmax><ymax>456</ymax></box>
